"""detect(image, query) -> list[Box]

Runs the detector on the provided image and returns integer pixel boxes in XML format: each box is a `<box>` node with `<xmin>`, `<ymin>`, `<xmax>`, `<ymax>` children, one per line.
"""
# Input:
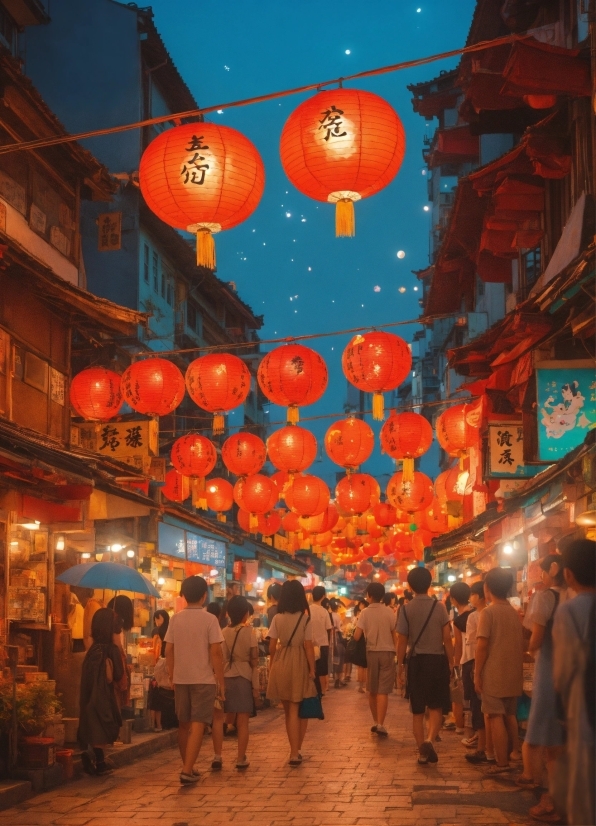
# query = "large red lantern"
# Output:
<box><xmin>205</xmin><ymin>478</ymin><xmax>234</xmax><ymax>522</ymax></box>
<box><xmin>299</xmin><ymin>504</ymin><xmax>339</xmax><ymax>534</ymax></box>
<box><xmin>185</xmin><ymin>353</ymin><xmax>251</xmax><ymax>435</ymax></box>
<box><xmin>70</xmin><ymin>367</ymin><xmax>123</xmax><ymax>421</ymax></box>
<box><xmin>139</xmin><ymin>123</ymin><xmax>265</xmax><ymax>269</ymax></box>
<box><xmin>280</xmin><ymin>88</ymin><xmax>405</xmax><ymax>237</ymax></box>
<box><xmin>373</xmin><ymin>502</ymin><xmax>398</xmax><ymax>528</ymax></box>
<box><xmin>324</xmin><ymin>417</ymin><xmax>374</xmax><ymax>470</ymax></box>
<box><xmin>257</xmin><ymin>344</ymin><xmax>328</xmax><ymax>423</ymax></box>
<box><xmin>285</xmin><ymin>474</ymin><xmax>330</xmax><ymax>517</ymax></box>
<box><xmin>162</xmin><ymin>469</ymin><xmax>190</xmax><ymax>503</ymax></box>
<box><xmin>234</xmin><ymin>475</ymin><xmax>278</xmax><ymax>529</ymax></box>
<box><xmin>267</xmin><ymin>425</ymin><xmax>317</xmax><ymax>474</ymax></box>
<box><xmin>435</xmin><ymin>403</ymin><xmax>480</xmax><ymax>462</ymax></box>
<box><xmin>386</xmin><ymin>471</ymin><xmax>434</xmax><ymax>513</ymax></box>
<box><xmin>380</xmin><ymin>411</ymin><xmax>433</xmax><ymax>481</ymax></box>
<box><xmin>335</xmin><ymin>474</ymin><xmax>380</xmax><ymax>515</ymax></box>
<box><xmin>342</xmin><ymin>332</ymin><xmax>412</xmax><ymax>420</ymax></box>
<box><xmin>222</xmin><ymin>432</ymin><xmax>266</xmax><ymax>476</ymax></box>
<box><xmin>121</xmin><ymin>358</ymin><xmax>185</xmax><ymax>417</ymax></box>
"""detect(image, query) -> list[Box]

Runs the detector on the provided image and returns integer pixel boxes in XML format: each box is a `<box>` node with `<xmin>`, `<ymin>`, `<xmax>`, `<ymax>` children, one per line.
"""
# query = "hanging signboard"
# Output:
<box><xmin>536</xmin><ymin>360</ymin><xmax>596</xmax><ymax>461</ymax></box>
<box><xmin>158</xmin><ymin>522</ymin><xmax>186</xmax><ymax>560</ymax></box>
<box><xmin>488</xmin><ymin>421</ymin><xmax>541</xmax><ymax>478</ymax></box>
<box><xmin>186</xmin><ymin>532</ymin><xmax>226</xmax><ymax>567</ymax></box>
<box><xmin>73</xmin><ymin>420</ymin><xmax>158</xmax><ymax>460</ymax></box>
<box><xmin>98</xmin><ymin>212</ymin><xmax>122</xmax><ymax>251</ymax></box>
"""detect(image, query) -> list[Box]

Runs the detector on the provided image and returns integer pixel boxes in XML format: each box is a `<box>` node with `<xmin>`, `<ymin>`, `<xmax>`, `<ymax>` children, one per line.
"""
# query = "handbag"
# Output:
<box><xmin>153</xmin><ymin>656</ymin><xmax>172</xmax><ymax>690</ymax></box>
<box><xmin>403</xmin><ymin>600</ymin><xmax>437</xmax><ymax>700</ymax></box>
<box><xmin>346</xmin><ymin>633</ymin><xmax>367</xmax><ymax>668</ymax></box>
<box><xmin>299</xmin><ymin>690</ymin><xmax>324</xmax><ymax>720</ymax></box>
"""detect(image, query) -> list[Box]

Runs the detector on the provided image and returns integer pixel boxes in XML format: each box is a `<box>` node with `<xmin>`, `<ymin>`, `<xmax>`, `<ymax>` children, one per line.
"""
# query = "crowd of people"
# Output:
<box><xmin>76</xmin><ymin>538</ymin><xmax>595</xmax><ymax>825</ymax></box>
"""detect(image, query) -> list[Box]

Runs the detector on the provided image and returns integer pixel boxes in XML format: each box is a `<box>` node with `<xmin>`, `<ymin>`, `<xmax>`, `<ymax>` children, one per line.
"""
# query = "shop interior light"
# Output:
<box><xmin>95</xmin><ymin>553</ymin><xmax>103</xmax><ymax>561</ymax></box>
<box><xmin>465</xmin><ymin>569</ymin><xmax>473</xmax><ymax>577</ymax></box>
<box><xmin>210</xmin><ymin>569</ymin><xmax>219</xmax><ymax>577</ymax></box>
<box><xmin>81</xmin><ymin>552</ymin><xmax>91</xmax><ymax>559</ymax></box>
<box><xmin>110</xmin><ymin>544</ymin><xmax>123</xmax><ymax>553</ymax></box>
<box><xmin>503</xmin><ymin>543</ymin><xmax>513</xmax><ymax>555</ymax></box>
<box><xmin>157</xmin><ymin>577</ymin><xmax>166</xmax><ymax>586</ymax></box>
<box><xmin>21</xmin><ymin>521</ymin><xmax>40</xmax><ymax>531</ymax></box>
<box><xmin>374</xmin><ymin>572</ymin><xmax>381</xmax><ymax>579</ymax></box>
<box><xmin>126</xmin><ymin>549</ymin><xmax>135</xmax><ymax>558</ymax></box>
<box><xmin>256</xmin><ymin>576</ymin><xmax>264</xmax><ymax>584</ymax></box>
<box><xmin>576</xmin><ymin>500</ymin><xmax>596</xmax><ymax>526</ymax></box>
<box><xmin>55</xmin><ymin>536</ymin><xmax>65</xmax><ymax>552</ymax></box>
<box><xmin>257</xmin><ymin>600</ymin><xmax>265</xmax><ymax>607</ymax></box>
<box><xmin>447</xmin><ymin>574</ymin><xmax>456</xmax><ymax>582</ymax></box>
<box><xmin>458</xmin><ymin>574</ymin><xmax>464</xmax><ymax>579</ymax></box>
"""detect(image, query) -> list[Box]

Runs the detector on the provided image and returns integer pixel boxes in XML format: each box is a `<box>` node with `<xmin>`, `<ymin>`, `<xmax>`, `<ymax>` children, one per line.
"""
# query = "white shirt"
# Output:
<box><xmin>357</xmin><ymin>603</ymin><xmax>397</xmax><ymax>652</ymax></box>
<box><xmin>164</xmin><ymin>607</ymin><xmax>223</xmax><ymax>685</ymax></box>
<box><xmin>310</xmin><ymin>603</ymin><xmax>333</xmax><ymax>647</ymax></box>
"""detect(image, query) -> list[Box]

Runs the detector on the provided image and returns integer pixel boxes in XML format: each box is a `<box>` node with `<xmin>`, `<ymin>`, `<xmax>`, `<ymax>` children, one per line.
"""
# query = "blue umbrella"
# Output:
<box><xmin>57</xmin><ymin>561</ymin><xmax>160</xmax><ymax>597</ymax></box>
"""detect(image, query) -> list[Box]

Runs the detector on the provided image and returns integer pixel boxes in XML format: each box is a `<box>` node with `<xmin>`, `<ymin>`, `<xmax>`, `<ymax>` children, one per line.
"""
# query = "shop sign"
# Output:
<box><xmin>186</xmin><ymin>532</ymin><xmax>226</xmax><ymax>567</ymax></box>
<box><xmin>158</xmin><ymin>522</ymin><xmax>186</xmax><ymax>560</ymax></box>
<box><xmin>536</xmin><ymin>361</ymin><xmax>596</xmax><ymax>461</ymax></box>
<box><xmin>488</xmin><ymin>421</ymin><xmax>540</xmax><ymax>478</ymax></box>
<box><xmin>74</xmin><ymin>420</ymin><xmax>158</xmax><ymax>460</ymax></box>
<box><xmin>98</xmin><ymin>212</ymin><xmax>122</xmax><ymax>251</ymax></box>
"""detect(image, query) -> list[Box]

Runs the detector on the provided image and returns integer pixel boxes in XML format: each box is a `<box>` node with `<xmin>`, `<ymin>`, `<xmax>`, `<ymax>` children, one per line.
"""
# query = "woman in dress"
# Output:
<box><xmin>148</xmin><ymin>609</ymin><xmax>169</xmax><ymax>731</ymax></box>
<box><xmin>211</xmin><ymin>596</ymin><xmax>260</xmax><ymax>770</ymax></box>
<box><xmin>78</xmin><ymin>608</ymin><xmax>123</xmax><ymax>775</ymax></box>
<box><xmin>266</xmin><ymin>580</ymin><xmax>316</xmax><ymax>766</ymax></box>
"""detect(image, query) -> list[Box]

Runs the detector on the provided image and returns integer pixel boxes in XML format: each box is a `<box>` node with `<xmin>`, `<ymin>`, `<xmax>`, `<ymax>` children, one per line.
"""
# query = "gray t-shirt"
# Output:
<box><xmin>396</xmin><ymin>595</ymin><xmax>449</xmax><ymax>656</ymax></box>
<box><xmin>357</xmin><ymin>603</ymin><xmax>397</xmax><ymax>652</ymax></box>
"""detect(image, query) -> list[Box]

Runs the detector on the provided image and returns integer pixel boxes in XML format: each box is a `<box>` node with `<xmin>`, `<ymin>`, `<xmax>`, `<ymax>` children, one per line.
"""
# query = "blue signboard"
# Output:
<box><xmin>158</xmin><ymin>523</ymin><xmax>186</xmax><ymax>560</ymax></box>
<box><xmin>537</xmin><ymin>361</ymin><xmax>596</xmax><ymax>461</ymax></box>
<box><xmin>186</xmin><ymin>532</ymin><xmax>227</xmax><ymax>567</ymax></box>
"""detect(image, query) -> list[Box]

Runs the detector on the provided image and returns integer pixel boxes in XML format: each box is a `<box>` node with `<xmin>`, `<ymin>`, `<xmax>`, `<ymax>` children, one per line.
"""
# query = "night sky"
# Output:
<box><xmin>147</xmin><ymin>0</ymin><xmax>475</xmax><ymax>484</ymax></box>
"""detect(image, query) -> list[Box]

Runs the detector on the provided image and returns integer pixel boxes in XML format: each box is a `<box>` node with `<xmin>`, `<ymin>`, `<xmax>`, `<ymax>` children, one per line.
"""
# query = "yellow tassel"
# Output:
<box><xmin>249</xmin><ymin>513</ymin><xmax>259</xmax><ymax>532</ymax></box>
<box><xmin>216</xmin><ymin>513</ymin><xmax>226</xmax><ymax>523</ymax></box>
<box><xmin>212</xmin><ymin>413</ymin><xmax>225</xmax><ymax>435</ymax></box>
<box><xmin>402</xmin><ymin>457</ymin><xmax>415</xmax><ymax>483</ymax></box>
<box><xmin>345</xmin><ymin>519</ymin><xmax>356</xmax><ymax>539</ymax></box>
<box><xmin>198</xmin><ymin>497</ymin><xmax>208</xmax><ymax>511</ymax></box>
<box><xmin>196</xmin><ymin>228</ymin><xmax>216</xmax><ymax>269</ymax></box>
<box><xmin>372</xmin><ymin>392</ymin><xmax>385</xmax><ymax>421</ymax></box>
<box><xmin>335</xmin><ymin>198</ymin><xmax>355</xmax><ymax>237</ymax></box>
<box><xmin>459</xmin><ymin>451</ymin><xmax>467</xmax><ymax>472</ymax></box>
<box><xmin>287</xmin><ymin>405</ymin><xmax>299</xmax><ymax>424</ymax></box>
<box><xmin>191</xmin><ymin>477</ymin><xmax>206</xmax><ymax>508</ymax></box>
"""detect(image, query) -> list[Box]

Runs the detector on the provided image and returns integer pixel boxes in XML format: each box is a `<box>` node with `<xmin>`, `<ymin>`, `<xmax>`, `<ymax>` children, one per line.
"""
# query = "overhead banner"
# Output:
<box><xmin>536</xmin><ymin>360</ymin><xmax>596</xmax><ymax>461</ymax></box>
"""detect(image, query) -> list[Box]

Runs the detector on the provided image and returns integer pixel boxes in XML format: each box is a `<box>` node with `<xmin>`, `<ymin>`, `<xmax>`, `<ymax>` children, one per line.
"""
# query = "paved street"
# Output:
<box><xmin>0</xmin><ymin>685</ymin><xmax>535</xmax><ymax>826</ymax></box>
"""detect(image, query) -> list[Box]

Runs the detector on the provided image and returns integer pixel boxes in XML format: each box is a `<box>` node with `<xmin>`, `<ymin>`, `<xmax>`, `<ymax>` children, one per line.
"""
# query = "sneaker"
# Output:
<box><xmin>80</xmin><ymin>752</ymin><xmax>96</xmax><ymax>775</ymax></box>
<box><xmin>443</xmin><ymin>722</ymin><xmax>456</xmax><ymax>731</ymax></box>
<box><xmin>376</xmin><ymin>725</ymin><xmax>388</xmax><ymax>737</ymax></box>
<box><xmin>180</xmin><ymin>772</ymin><xmax>199</xmax><ymax>785</ymax></box>
<box><xmin>461</xmin><ymin>735</ymin><xmax>478</xmax><ymax>747</ymax></box>
<box><xmin>236</xmin><ymin>757</ymin><xmax>250</xmax><ymax>770</ymax></box>
<box><xmin>211</xmin><ymin>757</ymin><xmax>223</xmax><ymax>770</ymax></box>
<box><xmin>465</xmin><ymin>750</ymin><xmax>488</xmax><ymax>764</ymax></box>
<box><xmin>95</xmin><ymin>761</ymin><xmax>113</xmax><ymax>776</ymax></box>
<box><xmin>419</xmin><ymin>740</ymin><xmax>438</xmax><ymax>764</ymax></box>
<box><xmin>371</xmin><ymin>725</ymin><xmax>378</xmax><ymax>733</ymax></box>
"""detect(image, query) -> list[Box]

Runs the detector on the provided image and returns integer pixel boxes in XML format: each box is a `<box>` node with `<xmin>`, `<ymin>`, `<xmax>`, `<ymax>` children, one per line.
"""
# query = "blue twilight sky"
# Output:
<box><xmin>146</xmin><ymin>0</ymin><xmax>475</xmax><ymax>484</ymax></box>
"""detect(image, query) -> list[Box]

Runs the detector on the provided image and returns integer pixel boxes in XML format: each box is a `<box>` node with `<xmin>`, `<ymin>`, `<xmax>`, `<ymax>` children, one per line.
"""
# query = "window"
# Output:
<box><xmin>160</xmin><ymin>270</ymin><xmax>166</xmax><ymax>299</ymax></box>
<box><xmin>0</xmin><ymin>7</ymin><xmax>17</xmax><ymax>55</ymax></box>
<box><xmin>166</xmin><ymin>276</ymin><xmax>174</xmax><ymax>307</ymax></box>
<box><xmin>186</xmin><ymin>301</ymin><xmax>200</xmax><ymax>334</ymax></box>
<box><xmin>521</xmin><ymin>247</ymin><xmax>541</xmax><ymax>295</ymax></box>
<box><xmin>152</xmin><ymin>251</ymin><xmax>159</xmax><ymax>293</ymax></box>
<box><xmin>143</xmin><ymin>244</ymin><xmax>149</xmax><ymax>283</ymax></box>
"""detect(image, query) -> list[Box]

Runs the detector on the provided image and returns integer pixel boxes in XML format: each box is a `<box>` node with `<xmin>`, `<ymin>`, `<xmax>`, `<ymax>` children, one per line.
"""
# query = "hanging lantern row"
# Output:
<box><xmin>138</xmin><ymin>89</ymin><xmax>406</xmax><ymax>270</ymax></box>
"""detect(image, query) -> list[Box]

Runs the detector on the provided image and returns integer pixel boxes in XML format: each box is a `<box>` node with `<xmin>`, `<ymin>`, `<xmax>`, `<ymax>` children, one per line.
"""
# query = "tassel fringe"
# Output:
<box><xmin>249</xmin><ymin>513</ymin><xmax>259</xmax><ymax>532</ymax></box>
<box><xmin>216</xmin><ymin>513</ymin><xmax>226</xmax><ymax>523</ymax></box>
<box><xmin>212</xmin><ymin>413</ymin><xmax>225</xmax><ymax>435</ymax></box>
<box><xmin>197</xmin><ymin>229</ymin><xmax>216</xmax><ymax>269</ymax></box>
<box><xmin>287</xmin><ymin>405</ymin><xmax>299</xmax><ymax>424</ymax></box>
<box><xmin>372</xmin><ymin>392</ymin><xmax>385</xmax><ymax>421</ymax></box>
<box><xmin>402</xmin><ymin>457</ymin><xmax>415</xmax><ymax>483</ymax></box>
<box><xmin>335</xmin><ymin>198</ymin><xmax>355</xmax><ymax>237</ymax></box>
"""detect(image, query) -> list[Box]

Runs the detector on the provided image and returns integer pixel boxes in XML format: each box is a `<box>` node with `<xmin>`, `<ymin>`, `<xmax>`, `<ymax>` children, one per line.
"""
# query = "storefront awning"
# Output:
<box><xmin>501</xmin><ymin>39</ymin><xmax>591</xmax><ymax>99</ymax></box>
<box><xmin>427</xmin><ymin>125</ymin><xmax>479</xmax><ymax>167</ymax></box>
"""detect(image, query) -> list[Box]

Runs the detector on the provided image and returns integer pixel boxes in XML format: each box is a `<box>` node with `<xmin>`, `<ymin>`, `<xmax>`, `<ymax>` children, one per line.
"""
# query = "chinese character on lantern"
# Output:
<box><xmin>180</xmin><ymin>135</ymin><xmax>210</xmax><ymax>186</ymax></box>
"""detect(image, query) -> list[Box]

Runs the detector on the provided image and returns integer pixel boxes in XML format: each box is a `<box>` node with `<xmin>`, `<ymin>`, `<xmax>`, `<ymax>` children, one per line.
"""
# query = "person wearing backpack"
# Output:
<box><xmin>397</xmin><ymin>567</ymin><xmax>454</xmax><ymax>764</ymax></box>
<box><xmin>211</xmin><ymin>596</ymin><xmax>260</xmax><ymax>770</ymax></box>
<box><xmin>552</xmin><ymin>539</ymin><xmax>595</xmax><ymax>826</ymax></box>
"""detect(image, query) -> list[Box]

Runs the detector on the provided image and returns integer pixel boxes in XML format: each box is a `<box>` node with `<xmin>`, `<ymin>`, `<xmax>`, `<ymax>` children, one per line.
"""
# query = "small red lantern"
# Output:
<box><xmin>372</xmin><ymin>502</ymin><xmax>398</xmax><ymax>528</ymax></box>
<box><xmin>121</xmin><ymin>358</ymin><xmax>185</xmax><ymax>417</ymax></box>
<box><xmin>234</xmin><ymin>475</ymin><xmax>278</xmax><ymax>530</ymax></box>
<box><xmin>314</xmin><ymin>530</ymin><xmax>333</xmax><ymax>547</ymax></box>
<box><xmin>335</xmin><ymin>473</ymin><xmax>380</xmax><ymax>515</ymax></box>
<box><xmin>389</xmin><ymin>532</ymin><xmax>414</xmax><ymax>557</ymax></box>
<box><xmin>162</xmin><ymin>469</ymin><xmax>190</xmax><ymax>503</ymax></box>
<box><xmin>282</xmin><ymin>511</ymin><xmax>301</xmax><ymax>533</ymax></box>
<box><xmin>70</xmin><ymin>367</ymin><xmax>123</xmax><ymax>421</ymax></box>
<box><xmin>222</xmin><ymin>432</ymin><xmax>266</xmax><ymax>476</ymax></box>
<box><xmin>412</xmin><ymin>528</ymin><xmax>435</xmax><ymax>561</ymax></box>
<box><xmin>324</xmin><ymin>417</ymin><xmax>374</xmax><ymax>469</ymax></box>
<box><xmin>380</xmin><ymin>411</ymin><xmax>433</xmax><ymax>481</ymax></box>
<box><xmin>257</xmin><ymin>344</ymin><xmax>328</xmax><ymax>423</ymax></box>
<box><xmin>422</xmin><ymin>498</ymin><xmax>450</xmax><ymax>533</ymax></box>
<box><xmin>434</xmin><ymin>467</ymin><xmax>465</xmax><ymax>510</ymax></box>
<box><xmin>386</xmin><ymin>471</ymin><xmax>434</xmax><ymax>513</ymax></box>
<box><xmin>299</xmin><ymin>504</ymin><xmax>339</xmax><ymax>534</ymax></box>
<box><xmin>171</xmin><ymin>434</ymin><xmax>217</xmax><ymax>509</ymax></box>
<box><xmin>238</xmin><ymin>509</ymin><xmax>281</xmax><ymax>536</ymax></box>
<box><xmin>285</xmin><ymin>474</ymin><xmax>330</xmax><ymax>517</ymax></box>
<box><xmin>185</xmin><ymin>353</ymin><xmax>251</xmax><ymax>435</ymax></box>
<box><xmin>205</xmin><ymin>478</ymin><xmax>234</xmax><ymax>522</ymax></box>
<box><xmin>523</xmin><ymin>94</ymin><xmax>557</xmax><ymax>109</ymax></box>
<box><xmin>435</xmin><ymin>402</ymin><xmax>480</xmax><ymax>462</ymax></box>
<box><xmin>342</xmin><ymin>332</ymin><xmax>412</xmax><ymax>420</ymax></box>
<box><xmin>139</xmin><ymin>122</ymin><xmax>265</xmax><ymax>270</ymax></box>
<box><xmin>280</xmin><ymin>88</ymin><xmax>406</xmax><ymax>237</ymax></box>
<box><xmin>267</xmin><ymin>425</ymin><xmax>317</xmax><ymax>474</ymax></box>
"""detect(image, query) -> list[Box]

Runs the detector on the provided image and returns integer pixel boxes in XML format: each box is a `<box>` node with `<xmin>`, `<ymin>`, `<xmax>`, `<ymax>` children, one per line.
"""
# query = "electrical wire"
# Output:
<box><xmin>0</xmin><ymin>32</ymin><xmax>529</xmax><ymax>157</ymax></box>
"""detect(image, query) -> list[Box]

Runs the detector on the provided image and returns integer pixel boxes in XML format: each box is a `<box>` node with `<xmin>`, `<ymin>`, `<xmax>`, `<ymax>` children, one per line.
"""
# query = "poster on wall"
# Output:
<box><xmin>536</xmin><ymin>361</ymin><xmax>596</xmax><ymax>461</ymax></box>
<box><xmin>488</xmin><ymin>422</ymin><xmax>541</xmax><ymax>478</ymax></box>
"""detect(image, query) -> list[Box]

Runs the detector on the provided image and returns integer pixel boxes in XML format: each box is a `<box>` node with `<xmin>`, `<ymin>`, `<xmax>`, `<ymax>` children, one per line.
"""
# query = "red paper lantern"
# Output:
<box><xmin>267</xmin><ymin>425</ymin><xmax>317</xmax><ymax>474</ymax></box>
<box><xmin>222</xmin><ymin>432</ymin><xmax>266</xmax><ymax>476</ymax></box>
<box><xmin>70</xmin><ymin>367</ymin><xmax>123</xmax><ymax>421</ymax></box>
<box><xmin>372</xmin><ymin>502</ymin><xmax>398</xmax><ymax>528</ymax></box>
<box><xmin>205</xmin><ymin>478</ymin><xmax>234</xmax><ymax>521</ymax></box>
<box><xmin>234</xmin><ymin>474</ymin><xmax>278</xmax><ymax>516</ymax></box>
<box><xmin>359</xmin><ymin>561</ymin><xmax>374</xmax><ymax>577</ymax></box>
<box><xmin>435</xmin><ymin>403</ymin><xmax>480</xmax><ymax>459</ymax></box>
<box><xmin>421</xmin><ymin>498</ymin><xmax>450</xmax><ymax>533</ymax></box>
<box><xmin>324</xmin><ymin>417</ymin><xmax>374</xmax><ymax>469</ymax></box>
<box><xmin>524</xmin><ymin>94</ymin><xmax>557</xmax><ymax>109</ymax></box>
<box><xmin>335</xmin><ymin>473</ymin><xmax>380</xmax><ymax>515</ymax></box>
<box><xmin>412</xmin><ymin>528</ymin><xmax>435</xmax><ymax>561</ymax></box>
<box><xmin>139</xmin><ymin>123</ymin><xmax>265</xmax><ymax>269</ymax></box>
<box><xmin>257</xmin><ymin>344</ymin><xmax>328</xmax><ymax>423</ymax></box>
<box><xmin>121</xmin><ymin>358</ymin><xmax>185</xmax><ymax>417</ymax></box>
<box><xmin>386</xmin><ymin>471</ymin><xmax>434</xmax><ymax>513</ymax></box>
<box><xmin>282</xmin><ymin>511</ymin><xmax>301</xmax><ymax>533</ymax></box>
<box><xmin>434</xmin><ymin>467</ymin><xmax>465</xmax><ymax>508</ymax></box>
<box><xmin>185</xmin><ymin>353</ymin><xmax>251</xmax><ymax>435</ymax></box>
<box><xmin>285</xmin><ymin>474</ymin><xmax>330</xmax><ymax>517</ymax></box>
<box><xmin>299</xmin><ymin>504</ymin><xmax>339</xmax><ymax>534</ymax></box>
<box><xmin>171</xmin><ymin>434</ymin><xmax>217</xmax><ymax>478</ymax></box>
<box><xmin>342</xmin><ymin>332</ymin><xmax>412</xmax><ymax>420</ymax></box>
<box><xmin>280</xmin><ymin>88</ymin><xmax>405</xmax><ymax>237</ymax></box>
<box><xmin>313</xmin><ymin>530</ymin><xmax>333</xmax><ymax>547</ymax></box>
<box><xmin>389</xmin><ymin>532</ymin><xmax>414</xmax><ymax>557</ymax></box>
<box><xmin>162</xmin><ymin>469</ymin><xmax>189</xmax><ymax>503</ymax></box>
<box><xmin>237</xmin><ymin>509</ymin><xmax>281</xmax><ymax>536</ymax></box>
<box><xmin>380</xmin><ymin>411</ymin><xmax>433</xmax><ymax>480</ymax></box>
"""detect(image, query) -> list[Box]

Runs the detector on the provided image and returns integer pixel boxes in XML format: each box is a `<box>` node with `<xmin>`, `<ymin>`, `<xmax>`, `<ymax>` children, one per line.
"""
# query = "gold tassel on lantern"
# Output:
<box><xmin>196</xmin><ymin>228</ymin><xmax>216</xmax><ymax>269</ymax></box>
<box><xmin>345</xmin><ymin>518</ymin><xmax>356</xmax><ymax>539</ymax></box>
<box><xmin>335</xmin><ymin>198</ymin><xmax>355</xmax><ymax>237</ymax></box>
<box><xmin>287</xmin><ymin>405</ymin><xmax>299</xmax><ymax>424</ymax></box>
<box><xmin>216</xmin><ymin>513</ymin><xmax>227</xmax><ymax>523</ymax></box>
<box><xmin>372</xmin><ymin>392</ymin><xmax>385</xmax><ymax>421</ymax></box>
<box><xmin>249</xmin><ymin>513</ymin><xmax>259</xmax><ymax>532</ymax></box>
<box><xmin>459</xmin><ymin>450</ymin><xmax>467</xmax><ymax>471</ymax></box>
<box><xmin>402</xmin><ymin>457</ymin><xmax>415</xmax><ymax>483</ymax></box>
<box><xmin>212</xmin><ymin>412</ymin><xmax>225</xmax><ymax>436</ymax></box>
<box><xmin>191</xmin><ymin>476</ymin><xmax>206</xmax><ymax>508</ymax></box>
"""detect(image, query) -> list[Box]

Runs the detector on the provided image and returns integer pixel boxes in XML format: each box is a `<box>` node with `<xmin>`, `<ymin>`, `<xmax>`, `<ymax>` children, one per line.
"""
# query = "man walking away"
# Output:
<box><xmin>397</xmin><ymin>567</ymin><xmax>453</xmax><ymax>765</ymax></box>
<box><xmin>165</xmin><ymin>576</ymin><xmax>225</xmax><ymax>784</ymax></box>
<box><xmin>310</xmin><ymin>585</ymin><xmax>332</xmax><ymax>695</ymax></box>
<box><xmin>474</xmin><ymin>567</ymin><xmax>524</xmax><ymax>775</ymax></box>
<box><xmin>353</xmin><ymin>582</ymin><xmax>397</xmax><ymax>737</ymax></box>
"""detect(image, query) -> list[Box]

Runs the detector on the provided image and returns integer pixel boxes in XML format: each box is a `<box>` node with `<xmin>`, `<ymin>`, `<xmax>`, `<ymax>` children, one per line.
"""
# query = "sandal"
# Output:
<box><xmin>289</xmin><ymin>758</ymin><xmax>301</xmax><ymax>767</ymax></box>
<box><xmin>484</xmin><ymin>764</ymin><xmax>512</xmax><ymax>775</ymax></box>
<box><xmin>530</xmin><ymin>795</ymin><xmax>562</xmax><ymax>823</ymax></box>
<box><xmin>515</xmin><ymin>774</ymin><xmax>540</xmax><ymax>789</ymax></box>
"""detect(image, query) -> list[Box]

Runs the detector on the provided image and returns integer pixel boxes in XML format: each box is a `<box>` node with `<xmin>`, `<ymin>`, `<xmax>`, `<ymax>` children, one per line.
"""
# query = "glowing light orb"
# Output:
<box><xmin>397</xmin><ymin>250</ymin><xmax>406</xmax><ymax>259</ymax></box>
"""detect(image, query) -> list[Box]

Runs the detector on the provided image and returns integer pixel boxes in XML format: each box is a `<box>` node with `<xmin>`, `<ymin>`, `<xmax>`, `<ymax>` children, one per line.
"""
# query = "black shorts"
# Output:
<box><xmin>407</xmin><ymin>654</ymin><xmax>450</xmax><ymax>716</ymax></box>
<box><xmin>462</xmin><ymin>660</ymin><xmax>484</xmax><ymax>730</ymax></box>
<box><xmin>315</xmin><ymin>646</ymin><xmax>329</xmax><ymax>677</ymax></box>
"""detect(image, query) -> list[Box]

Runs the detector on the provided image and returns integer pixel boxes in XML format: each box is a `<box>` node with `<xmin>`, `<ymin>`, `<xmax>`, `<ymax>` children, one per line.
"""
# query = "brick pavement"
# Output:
<box><xmin>0</xmin><ymin>683</ymin><xmax>536</xmax><ymax>826</ymax></box>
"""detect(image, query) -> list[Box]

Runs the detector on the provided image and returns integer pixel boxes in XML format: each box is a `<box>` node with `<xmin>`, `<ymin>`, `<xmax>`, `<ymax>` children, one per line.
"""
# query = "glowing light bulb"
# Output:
<box><xmin>503</xmin><ymin>543</ymin><xmax>513</xmax><ymax>555</ymax></box>
<box><xmin>158</xmin><ymin>577</ymin><xmax>166</xmax><ymax>586</ymax></box>
<box><xmin>447</xmin><ymin>575</ymin><xmax>456</xmax><ymax>582</ymax></box>
<box><xmin>127</xmin><ymin>549</ymin><xmax>135</xmax><ymax>558</ymax></box>
<box><xmin>423</xmin><ymin>205</ymin><xmax>430</xmax><ymax>212</ymax></box>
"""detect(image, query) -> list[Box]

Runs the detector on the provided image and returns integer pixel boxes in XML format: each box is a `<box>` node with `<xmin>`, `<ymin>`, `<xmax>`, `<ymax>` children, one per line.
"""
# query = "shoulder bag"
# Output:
<box><xmin>346</xmin><ymin>632</ymin><xmax>367</xmax><ymax>668</ymax></box>
<box><xmin>403</xmin><ymin>600</ymin><xmax>437</xmax><ymax>700</ymax></box>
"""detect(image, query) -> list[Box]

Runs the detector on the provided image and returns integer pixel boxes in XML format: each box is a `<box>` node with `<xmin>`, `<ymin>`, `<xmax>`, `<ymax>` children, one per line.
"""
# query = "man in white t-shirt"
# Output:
<box><xmin>310</xmin><ymin>586</ymin><xmax>333</xmax><ymax>694</ymax></box>
<box><xmin>165</xmin><ymin>576</ymin><xmax>225</xmax><ymax>785</ymax></box>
